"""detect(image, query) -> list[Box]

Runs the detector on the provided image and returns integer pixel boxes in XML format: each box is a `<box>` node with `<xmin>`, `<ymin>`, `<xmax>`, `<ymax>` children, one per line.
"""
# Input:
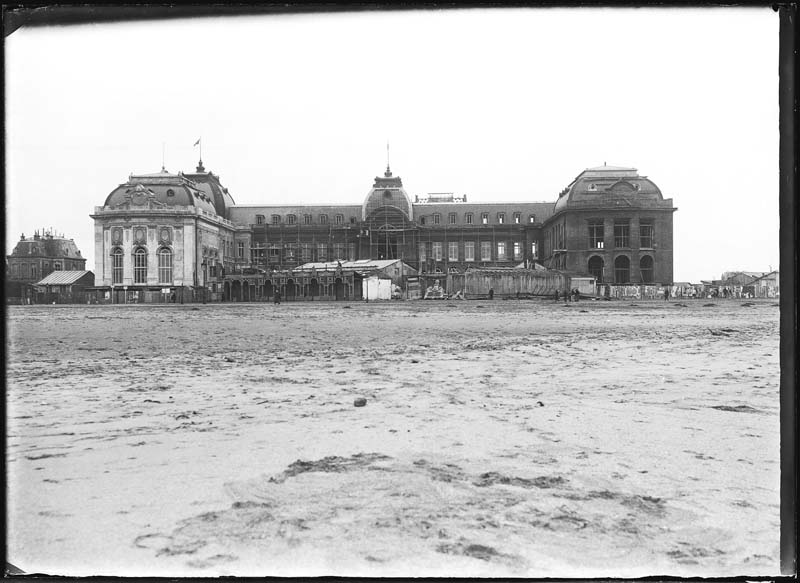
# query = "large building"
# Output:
<box><xmin>90</xmin><ymin>158</ymin><xmax>676</xmax><ymax>302</ymax></box>
<box><xmin>6</xmin><ymin>229</ymin><xmax>88</xmax><ymax>303</ymax></box>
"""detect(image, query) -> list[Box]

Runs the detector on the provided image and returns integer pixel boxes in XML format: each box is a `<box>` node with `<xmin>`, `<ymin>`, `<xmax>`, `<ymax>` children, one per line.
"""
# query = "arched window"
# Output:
<box><xmin>588</xmin><ymin>255</ymin><xmax>604</xmax><ymax>283</ymax></box>
<box><xmin>319</xmin><ymin>214</ymin><xmax>329</xmax><ymax>224</ymax></box>
<box><xmin>158</xmin><ymin>248</ymin><xmax>173</xmax><ymax>283</ymax></box>
<box><xmin>640</xmin><ymin>255</ymin><xmax>654</xmax><ymax>283</ymax></box>
<box><xmin>134</xmin><ymin>248</ymin><xmax>147</xmax><ymax>284</ymax></box>
<box><xmin>112</xmin><ymin>248</ymin><xmax>124</xmax><ymax>284</ymax></box>
<box><xmin>304</xmin><ymin>214</ymin><xmax>313</xmax><ymax>225</ymax></box>
<box><xmin>287</xmin><ymin>214</ymin><xmax>297</xmax><ymax>225</ymax></box>
<box><xmin>529</xmin><ymin>214</ymin><xmax>536</xmax><ymax>224</ymax></box>
<box><xmin>271</xmin><ymin>214</ymin><xmax>281</xmax><ymax>225</ymax></box>
<box><xmin>614</xmin><ymin>255</ymin><xmax>630</xmax><ymax>284</ymax></box>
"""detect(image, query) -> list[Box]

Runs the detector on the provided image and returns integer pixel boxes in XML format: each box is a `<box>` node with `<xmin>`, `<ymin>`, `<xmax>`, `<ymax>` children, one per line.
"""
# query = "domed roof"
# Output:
<box><xmin>184</xmin><ymin>160</ymin><xmax>236</xmax><ymax>218</ymax></box>
<box><xmin>103</xmin><ymin>168</ymin><xmax>220</xmax><ymax>215</ymax></box>
<box><xmin>362</xmin><ymin>165</ymin><xmax>413</xmax><ymax>222</ymax></box>
<box><xmin>553</xmin><ymin>164</ymin><xmax>665</xmax><ymax>213</ymax></box>
<box><xmin>9</xmin><ymin>231</ymin><xmax>84</xmax><ymax>259</ymax></box>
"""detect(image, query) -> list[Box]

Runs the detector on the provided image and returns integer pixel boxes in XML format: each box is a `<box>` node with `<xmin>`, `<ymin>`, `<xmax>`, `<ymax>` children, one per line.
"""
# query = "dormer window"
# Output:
<box><xmin>513</xmin><ymin>212</ymin><xmax>521</xmax><ymax>224</ymax></box>
<box><xmin>350</xmin><ymin>216</ymin><xmax>357</xmax><ymax>224</ymax></box>
<box><xmin>448</xmin><ymin>213</ymin><xmax>457</xmax><ymax>225</ymax></box>
<box><xmin>497</xmin><ymin>213</ymin><xmax>505</xmax><ymax>224</ymax></box>
<box><xmin>256</xmin><ymin>214</ymin><xmax>265</xmax><ymax>225</ymax></box>
<box><xmin>320</xmin><ymin>214</ymin><xmax>329</xmax><ymax>224</ymax></box>
<box><xmin>335</xmin><ymin>214</ymin><xmax>344</xmax><ymax>225</ymax></box>
<box><xmin>433</xmin><ymin>214</ymin><xmax>441</xmax><ymax>225</ymax></box>
<box><xmin>588</xmin><ymin>183</ymin><xmax>597</xmax><ymax>192</ymax></box>
<box><xmin>481</xmin><ymin>213</ymin><xmax>489</xmax><ymax>225</ymax></box>
<box><xmin>166</xmin><ymin>189</ymin><xmax>175</xmax><ymax>197</ymax></box>
<box><xmin>287</xmin><ymin>214</ymin><xmax>297</xmax><ymax>225</ymax></box>
<box><xmin>420</xmin><ymin>217</ymin><xmax>426</xmax><ymax>225</ymax></box>
<box><xmin>271</xmin><ymin>214</ymin><xmax>281</xmax><ymax>225</ymax></box>
<box><xmin>304</xmin><ymin>214</ymin><xmax>313</xmax><ymax>225</ymax></box>
<box><xmin>529</xmin><ymin>214</ymin><xmax>536</xmax><ymax>223</ymax></box>
<box><xmin>465</xmin><ymin>213</ymin><xmax>473</xmax><ymax>225</ymax></box>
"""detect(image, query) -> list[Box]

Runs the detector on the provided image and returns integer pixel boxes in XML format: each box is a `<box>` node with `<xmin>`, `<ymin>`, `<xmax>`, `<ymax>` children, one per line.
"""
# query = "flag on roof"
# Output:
<box><xmin>194</xmin><ymin>138</ymin><xmax>201</xmax><ymax>146</ymax></box>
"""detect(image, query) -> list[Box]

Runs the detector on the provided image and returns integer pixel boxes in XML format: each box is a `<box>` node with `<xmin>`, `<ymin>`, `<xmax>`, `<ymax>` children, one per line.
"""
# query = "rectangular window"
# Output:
<box><xmin>54</xmin><ymin>262</ymin><xmax>62</xmax><ymax>271</ymax></box>
<box><xmin>31</xmin><ymin>265</ymin><xmax>38</xmax><ymax>280</ymax></box>
<box><xmin>497</xmin><ymin>242</ymin><xmax>506</xmax><ymax>260</ymax></box>
<box><xmin>448</xmin><ymin>213</ymin><xmax>457</xmax><ymax>225</ymax></box>
<box><xmin>112</xmin><ymin>254</ymin><xmax>123</xmax><ymax>285</ymax></box>
<box><xmin>498</xmin><ymin>213</ymin><xmax>505</xmax><ymax>224</ymax></box>
<box><xmin>448</xmin><ymin>241</ymin><xmax>459</xmax><ymax>261</ymax></box>
<box><xmin>433</xmin><ymin>214</ymin><xmax>441</xmax><ymax>225</ymax></box>
<box><xmin>283</xmin><ymin>244</ymin><xmax>296</xmax><ymax>261</ymax></box>
<box><xmin>640</xmin><ymin>221</ymin><xmax>654</xmax><ymax>248</ymax></box>
<box><xmin>133</xmin><ymin>252</ymin><xmax>147</xmax><ymax>284</ymax></box>
<box><xmin>21</xmin><ymin>264</ymin><xmax>28</xmax><ymax>278</ymax></box>
<box><xmin>419</xmin><ymin>243</ymin><xmax>427</xmax><ymax>263</ymax></box>
<box><xmin>531</xmin><ymin>242</ymin><xmax>538</xmax><ymax>258</ymax></box>
<box><xmin>317</xmin><ymin>243</ymin><xmax>328</xmax><ymax>262</ymax></box>
<box><xmin>333</xmin><ymin>243</ymin><xmax>345</xmax><ymax>260</ymax></box>
<box><xmin>304</xmin><ymin>214</ymin><xmax>313</xmax><ymax>225</ymax></box>
<box><xmin>589</xmin><ymin>220</ymin><xmax>604</xmax><ymax>249</ymax></box>
<box><xmin>256</xmin><ymin>215</ymin><xmax>265</xmax><ymax>225</ymax></box>
<box><xmin>301</xmin><ymin>243</ymin><xmax>312</xmax><ymax>262</ymax></box>
<box><xmin>347</xmin><ymin>243</ymin><xmax>356</xmax><ymax>261</ymax></box>
<box><xmin>481</xmin><ymin>213</ymin><xmax>489</xmax><ymax>225</ymax></box>
<box><xmin>335</xmin><ymin>214</ymin><xmax>344</xmax><ymax>225</ymax></box>
<box><xmin>464</xmin><ymin>241</ymin><xmax>475</xmax><ymax>261</ymax></box>
<box><xmin>287</xmin><ymin>215</ymin><xmax>296</xmax><ymax>225</ymax></box>
<box><xmin>614</xmin><ymin>220</ymin><xmax>630</xmax><ymax>248</ymax></box>
<box><xmin>319</xmin><ymin>215</ymin><xmax>328</xmax><ymax>224</ymax></box>
<box><xmin>158</xmin><ymin>250</ymin><xmax>172</xmax><ymax>283</ymax></box>
<box><xmin>481</xmin><ymin>241</ymin><xmax>492</xmax><ymax>261</ymax></box>
<box><xmin>432</xmin><ymin>242</ymin><xmax>443</xmax><ymax>261</ymax></box>
<box><xmin>237</xmin><ymin>242</ymin><xmax>244</xmax><ymax>258</ymax></box>
<box><xmin>268</xmin><ymin>244</ymin><xmax>280</xmax><ymax>263</ymax></box>
<box><xmin>271</xmin><ymin>215</ymin><xmax>280</xmax><ymax>225</ymax></box>
<box><xmin>513</xmin><ymin>241</ymin><xmax>522</xmax><ymax>260</ymax></box>
<box><xmin>513</xmin><ymin>212</ymin><xmax>521</xmax><ymax>224</ymax></box>
<box><xmin>466</xmin><ymin>213</ymin><xmax>473</xmax><ymax>225</ymax></box>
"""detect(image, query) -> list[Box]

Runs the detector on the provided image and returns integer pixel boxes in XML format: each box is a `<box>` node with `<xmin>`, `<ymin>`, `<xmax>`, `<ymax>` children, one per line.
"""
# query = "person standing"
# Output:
<box><xmin>274</xmin><ymin>288</ymin><xmax>282</xmax><ymax>305</ymax></box>
<box><xmin>664</xmin><ymin>286</ymin><xmax>670</xmax><ymax>301</ymax></box>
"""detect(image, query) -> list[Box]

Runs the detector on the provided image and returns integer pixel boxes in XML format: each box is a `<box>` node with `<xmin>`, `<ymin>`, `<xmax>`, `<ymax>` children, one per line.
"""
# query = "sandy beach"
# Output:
<box><xmin>5</xmin><ymin>299</ymin><xmax>781</xmax><ymax>577</ymax></box>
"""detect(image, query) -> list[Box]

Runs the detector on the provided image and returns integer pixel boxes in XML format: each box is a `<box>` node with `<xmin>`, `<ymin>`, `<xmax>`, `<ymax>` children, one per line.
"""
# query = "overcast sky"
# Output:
<box><xmin>5</xmin><ymin>7</ymin><xmax>779</xmax><ymax>283</ymax></box>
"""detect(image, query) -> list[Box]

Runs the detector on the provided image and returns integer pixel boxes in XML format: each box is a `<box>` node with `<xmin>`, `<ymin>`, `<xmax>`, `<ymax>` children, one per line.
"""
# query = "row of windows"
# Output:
<box><xmin>588</xmin><ymin>255</ymin><xmax>654</xmax><ymax>284</ymax></box>
<box><xmin>256</xmin><ymin>214</ymin><xmax>357</xmax><ymax>226</ymax></box>
<box><xmin>111</xmin><ymin>247</ymin><xmax>173</xmax><ymax>285</ymax></box>
<box><xmin>419</xmin><ymin>212</ymin><xmax>537</xmax><ymax>226</ymax></box>
<box><xmin>419</xmin><ymin>241</ymin><xmax>538</xmax><ymax>263</ymax></box>
<box><xmin>255</xmin><ymin>212</ymin><xmax>539</xmax><ymax>226</ymax></box>
<box><xmin>251</xmin><ymin>243</ymin><xmax>357</xmax><ymax>263</ymax></box>
<box><xmin>588</xmin><ymin>219</ymin><xmax>654</xmax><ymax>249</ymax></box>
<box><xmin>9</xmin><ymin>262</ymin><xmax>63</xmax><ymax>279</ymax></box>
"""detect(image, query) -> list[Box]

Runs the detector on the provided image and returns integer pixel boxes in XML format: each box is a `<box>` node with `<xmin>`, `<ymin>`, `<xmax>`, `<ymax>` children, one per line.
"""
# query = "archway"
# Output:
<box><xmin>231</xmin><ymin>280</ymin><xmax>241</xmax><ymax>302</ymax></box>
<box><xmin>286</xmin><ymin>279</ymin><xmax>296</xmax><ymax>301</ymax></box>
<box><xmin>588</xmin><ymin>255</ymin><xmax>604</xmax><ymax>283</ymax></box>
<box><xmin>224</xmin><ymin>281</ymin><xmax>231</xmax><ymax>302</ymax></box>
<box><xmin>614</xmin><ymin>255</ymin><xmax>630</xmax><ymax>284</ymax></box>
<box><xmin>265</xmin><ymin>280</ymin><xmax>273</xmax><ymax>300</ymax></box>
<box><xmin>334</xmin><ymin>277</ymin><xmax>344</xmax><ymax>301</ymax></box>
<box><xmin>640</xmin><ymin>255</ymin><xmax>654</xmax><ymax>283</ymax></box>
<box><xmin>309</xmin><ymin>278</ymin><xmax>319</xmax><ymax>299</ymax></box>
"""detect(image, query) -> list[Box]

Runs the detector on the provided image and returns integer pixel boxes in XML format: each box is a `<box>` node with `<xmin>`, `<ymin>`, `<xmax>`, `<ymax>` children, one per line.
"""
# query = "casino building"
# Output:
<box><xmin>90</xmin><ymin>157</ymin><xmax>676</xmax><ymax>302</ymax></box>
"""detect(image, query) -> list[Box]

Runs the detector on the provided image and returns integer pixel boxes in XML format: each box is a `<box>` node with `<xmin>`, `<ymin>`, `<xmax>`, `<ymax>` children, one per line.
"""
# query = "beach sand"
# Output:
<box><xmin>5</xmin><ymin>299</ymin><xmax>780</xmax><ymax>577</ymax></box>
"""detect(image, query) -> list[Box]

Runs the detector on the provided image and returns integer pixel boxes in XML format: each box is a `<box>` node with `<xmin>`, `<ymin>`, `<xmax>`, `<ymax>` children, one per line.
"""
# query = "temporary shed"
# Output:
<box><xmin>33</xmin><ymin>270</ymin><xmax>95</xmax><ymax>304</ymax></box>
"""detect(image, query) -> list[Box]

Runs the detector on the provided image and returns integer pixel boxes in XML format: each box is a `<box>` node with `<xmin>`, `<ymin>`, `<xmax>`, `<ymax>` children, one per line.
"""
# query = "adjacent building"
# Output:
<box><xmin>6</xmin><ymin>230</ymin><xmax>87</xmax><ymax>303</ymax></box>
<box><xmin>90</xmin><ymin>158</ymin><xmax>677</xmax><ymax>302</ymax></box>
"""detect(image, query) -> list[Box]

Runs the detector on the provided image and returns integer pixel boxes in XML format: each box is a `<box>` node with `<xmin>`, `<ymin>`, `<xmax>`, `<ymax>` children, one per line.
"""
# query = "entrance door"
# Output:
<box><xmin>334</xmin><ymin>277</ymin><xmax>344</xmax><ymax>300</ymax></box>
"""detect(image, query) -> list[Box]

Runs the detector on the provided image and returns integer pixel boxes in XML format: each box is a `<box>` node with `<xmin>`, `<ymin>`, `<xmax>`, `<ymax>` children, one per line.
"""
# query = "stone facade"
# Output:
<box><xmin>7</xmin><ymin>230</ymin><xmax>87</xmax><ymax>284</ymax></box>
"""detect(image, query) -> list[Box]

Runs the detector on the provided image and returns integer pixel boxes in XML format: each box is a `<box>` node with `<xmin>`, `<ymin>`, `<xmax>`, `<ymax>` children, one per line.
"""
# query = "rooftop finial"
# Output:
<box><xmin>194</xmin><ymin>137</ymin><xmax>205</xmax><ymax>172</ymax></box>
<box><xmin>385</xmin><ymin>141</ymin><xmax>392</xmax><ymax>177</ymax></box>
<box><xmin>162</xmin><ymin>142</ymin><xmax>167</xmax><ymax>172</ymax></box>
